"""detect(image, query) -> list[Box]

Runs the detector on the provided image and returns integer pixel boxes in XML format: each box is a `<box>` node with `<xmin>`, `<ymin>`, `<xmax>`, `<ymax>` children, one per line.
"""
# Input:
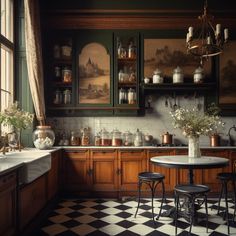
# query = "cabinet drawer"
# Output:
<box><xmin>0</xmin><ymin>172</ymin><xmax>16</xmax><ymax>190</ymax></box>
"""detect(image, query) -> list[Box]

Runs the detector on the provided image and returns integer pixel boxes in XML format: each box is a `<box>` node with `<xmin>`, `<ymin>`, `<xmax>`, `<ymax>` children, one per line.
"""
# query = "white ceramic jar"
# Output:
<box><xmin>173</xmin><ymin>66</ymin><xmax>184</xmax><ymax>83</ymax></box>
<box><xmin>153</xmin><ymin>68</ymin><xmax>163</xmax><ymax>84</ymax></box>
<box><xmin>193</xmin><ymin>66</ymin><xmax>204</xmax><ymax>83</ymax></box>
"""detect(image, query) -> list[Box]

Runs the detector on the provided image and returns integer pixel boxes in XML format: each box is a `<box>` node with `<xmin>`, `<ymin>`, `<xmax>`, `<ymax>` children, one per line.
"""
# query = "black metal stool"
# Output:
<box><xmin>216</xmin><ymin>170</ymin><xmax>236</xmax><ymax>235</ymax></box>
<box><xmin>134</xmin><ymin>172</ymin><xmax>165</xmax><ymax>224</ymax></box>
<box><xmin>174</xmin><ymin>184</ymin><xmax>210</xmax><ymax>235</ymax></box>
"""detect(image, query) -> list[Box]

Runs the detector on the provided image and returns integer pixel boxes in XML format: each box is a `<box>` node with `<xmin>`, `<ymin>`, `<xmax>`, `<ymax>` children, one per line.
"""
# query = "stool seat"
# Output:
<box><xmin>175</xmin><ymin>184</ymin><xmax>210</xmax><ymax>195</ymax></box>
<box><xmin>217</xmin><ymin>172</ymin><xmax>236</xmax><ymax>180</ymax></box>
<box><xmin>138</xmin><ymin>172</ymin><xmax>165</xmax><ymax>181</ymax></box>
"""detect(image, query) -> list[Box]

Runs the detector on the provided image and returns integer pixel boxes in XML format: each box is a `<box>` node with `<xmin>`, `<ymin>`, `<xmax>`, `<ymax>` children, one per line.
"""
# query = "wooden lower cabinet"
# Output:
<box><xmin>119</xmin><ymin>150</ymin><xmax>147</xmax><ymax>193</ymax></box>
<box><xmin>63</xmin><ymin>150</ymin><xmax>90</xmax><ymax>192</ymax></box>
<box><xmin>90</xmin><ymin>150</ymin><xmax>118</xmax><ymax>192</ymax></box>
<box><xmin>148</xmin><ymin>149</ymin><xmax>175</xmax><ymax>192</ymax></box>
<box><xmin>201</xmin><ymin>149</ymin><xmax>229</xmax><ymax>192</ymax></box>
<box><xmin>47</xmin><ymin>151</ymin><xmax>60</xmax><ymax>200</ymax></box>
<box><xmin>19</xmin><ymin>175</ymin><xmax>47</xmax><ymax>230</ymax></box>
<box><xmin>0</xmin><ymin>171</ymin><xmax>17</xmax><ymax>236</ymax></box>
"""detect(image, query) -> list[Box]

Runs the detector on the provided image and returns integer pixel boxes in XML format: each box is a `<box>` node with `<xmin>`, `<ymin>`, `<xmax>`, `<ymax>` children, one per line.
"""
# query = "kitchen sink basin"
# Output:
<box><xmin>0</xmin><ymin>151</ymin><xmax>51</xmax><ymax>184</ymax></box>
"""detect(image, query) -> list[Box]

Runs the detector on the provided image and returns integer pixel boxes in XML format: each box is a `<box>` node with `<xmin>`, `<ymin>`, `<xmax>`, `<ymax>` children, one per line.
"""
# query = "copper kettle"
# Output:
<box><xmin>161</xmin><ymin>132</ymin><xmax>173</xmax><ymax>145</ymax></box>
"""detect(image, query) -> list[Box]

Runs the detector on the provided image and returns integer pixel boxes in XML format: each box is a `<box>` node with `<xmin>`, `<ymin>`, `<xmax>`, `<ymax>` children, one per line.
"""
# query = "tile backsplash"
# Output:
<box><xmin>47</xmin><ymin>95</ymin><xmax>236</xmax><ymax>146</ymax></box>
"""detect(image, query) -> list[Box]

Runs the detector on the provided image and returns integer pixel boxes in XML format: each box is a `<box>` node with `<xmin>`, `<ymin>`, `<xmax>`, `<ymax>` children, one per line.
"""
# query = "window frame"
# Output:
<box><xmin>0</xmin><ymin>0</ymin><xmax>15</xmax><ymax>110</ymax></box>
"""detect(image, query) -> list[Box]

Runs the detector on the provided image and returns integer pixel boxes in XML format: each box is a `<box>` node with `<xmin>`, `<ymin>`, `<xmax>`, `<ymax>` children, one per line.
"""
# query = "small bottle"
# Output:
<box><xmin>63</xmin><ymin>89</ymin><xmax>72</xmax><ymax>104</ymax></box>
<box><xmin>53</xmin><ymin>90</ymin><xmax>62</xmax><ymax>104</ymax></box>
<box><xmin>53</xmin><ymin>44</ymin><xmax>60</xmax><ymax>59</ymax></box>
<box><xmin>128</xmin><ymin>41</ymin><xmax>136</xmax><ymax>59</ymax></box>
<box><xmin>70</xmin><ymin>131</ymin><xmax>78</xmax><ymax>146</ymax></box>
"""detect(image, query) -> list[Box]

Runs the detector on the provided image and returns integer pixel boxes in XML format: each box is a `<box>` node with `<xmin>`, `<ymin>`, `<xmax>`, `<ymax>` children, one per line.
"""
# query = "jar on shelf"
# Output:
<box><xmin>112</xmin><ymin>129</ymin><xmax>123</xmax><ymax>146</ymax></box>
<box><xmin>153</xmin><ymin>68</ymin><xmax>164</xmax><ymax>84</ymax></box>
<box><xmin>118</xmin><ymin>43</ymin><xmax>126</xmax><ymax>58</ymax></box>
<box><xmin>63</xmin><ymin>89</ymin><xmax>72</xmax><ymax>104</ymax></box>
<box><xmin>61</xmin><ymin>45</ymin><xmax>72</xmax><ymax>58</ymax></box>
<box><xmin>33</xmin><ymin>126</ymin><xmax>55</xmax><ymax>150</ymax></box>
<box><xmin>54</xmin><ymin>66</ymin><xmax>61</xmax><ymax>80</ymax></box>
<box><xmin>81</xmin><ymin>127</ymin><xmax>90</xmax><ymax>146</ymax></box>
<box><xmin>101</xmin><ymin>129</ymin><xmax>111</xmax><ymax>146</ymax></box>
<box><xmin>123</xmin><ymin>131</ymin><xmax>133</xmax><ymax>146</ymax></box>
<box><xmin>134</xmin><ymin>129</ymin><xmax>143</xmax><ymax>147</ymax></box>
<box><xmin>118</xmin><ymin>70</ymin><xmax>124</xmax><ymax>83</ymax></box>
<box><xmin>173</xmin><ymin>66</ymin><xmax>184</xmax><ymax>83</ymax></box>
<box><xmin>193</xmin><ymin>66</ymin><xmax>204</xmax><ymax>83</ymax></box>
<box><xmin>62</xmin><ymin>67</ymin><xmax>72</xmax><ymax>83</ymax></box>
<box><xmin>128</xmin><ymin>41</ymin><xmax>136</xmax><ymax>59</ymax></box>
<box><xmin>53</xmin><ymin>90</ymin><xmax>62</xmax><ymax>105</ymax></box>
<box><xmin>53</xmin><ymin>44</ymin><xmax>60</xmax><ymax>59</ymax></box>
<box><xmin>128</xmin><ymin>88</ymin><xmax>136</xmax><ymax>105</ymax></box>
<box><xmin>119</xmin><ymin>88</ymin><xmax>127</xmax><ymax>104</ymax></box>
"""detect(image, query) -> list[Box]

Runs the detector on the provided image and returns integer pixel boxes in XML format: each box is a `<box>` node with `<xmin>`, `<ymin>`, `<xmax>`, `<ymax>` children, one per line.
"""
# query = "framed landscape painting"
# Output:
<box><xmin>78</xmin><ymin>42</ymin><xmax>110</xmax><ymax>104</ymax></box>
<box><xmin>144</xmin><ymin>38</ymin><xmax>212</xmax><ymax>81</ymax></box>
<box><xmin>219</xmin><ymin>41</ymin><xmax>236</xmax><ymax>115</ymax></box>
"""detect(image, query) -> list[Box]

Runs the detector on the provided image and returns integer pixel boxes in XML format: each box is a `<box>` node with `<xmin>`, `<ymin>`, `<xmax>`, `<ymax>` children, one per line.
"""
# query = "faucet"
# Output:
<box><xmin>0</xmin><ymin>134</ymin><xmax>8</xmax><ymax>155</ymax></box>
<box><xmin>228</xmin><ymin>125</ymin><xmax>236</xmax><ymax>146</ymax></box>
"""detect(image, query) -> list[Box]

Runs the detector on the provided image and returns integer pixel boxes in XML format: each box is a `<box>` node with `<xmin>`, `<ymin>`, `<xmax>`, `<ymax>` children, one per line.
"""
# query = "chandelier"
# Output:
<box><xmin>186</xmin><ymin>0</ymin><xmax>228</xmax><ymax>63</ymax></box>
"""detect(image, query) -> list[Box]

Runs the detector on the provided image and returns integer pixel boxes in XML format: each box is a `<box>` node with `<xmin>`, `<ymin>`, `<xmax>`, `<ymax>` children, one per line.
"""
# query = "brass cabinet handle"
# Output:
<box><xmin>116</xmin><ymin>169</ymin><xmax>122</xmax><ymax>175</ymax></box>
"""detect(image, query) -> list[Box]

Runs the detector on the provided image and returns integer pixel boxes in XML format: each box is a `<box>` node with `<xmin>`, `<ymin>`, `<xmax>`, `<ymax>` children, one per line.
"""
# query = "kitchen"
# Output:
<box><xmin>1</xmin><ymin>0</ymin><xmax>236</xmax><ymax>235</ymax></box>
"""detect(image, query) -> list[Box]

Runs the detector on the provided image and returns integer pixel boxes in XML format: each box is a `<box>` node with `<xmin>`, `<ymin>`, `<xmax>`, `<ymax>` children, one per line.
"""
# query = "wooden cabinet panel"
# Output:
<box><xmin>119</xmin><ymin>150</ymin><xmax>147</xmax><ymax>191</ymax></box>
<box><xmin>47</xmin><ymin>151</ymin><xmax>60</xmax><ymax>200</ymax></box>
<box><xmin>63</xmin><ymin>150</ymin><xmax>90</xmax><ymax>191</ymax></box>
<box><xmin>201</xmin><ymin>149</ymin><xmax>229</xmax><ymax>191</ymax></box>
<box><xmin>148</xmin><ymin>149</ymin><xmax>175</xmax><ymax>191</ymax></box>
<box><xmin>0</xmin><ymin>172</ymin><xmax>16</xmax><ymax>236</ymax></box>
<box><xmin>19</xmin><ymin>175</ymin><xmax>47</xmax><ymax>230</ymax></box>
<box><xmin>90</xmin><ymin>150</ymin><xmax>118</xmax><ymax>191</ymax></box>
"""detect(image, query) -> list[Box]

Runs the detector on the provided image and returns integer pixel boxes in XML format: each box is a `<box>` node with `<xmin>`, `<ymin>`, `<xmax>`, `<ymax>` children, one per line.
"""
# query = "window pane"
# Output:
<box><xmin>1</xmin><ymin>0</ymin><xmax>14</xmax><ymax>42</ymax></box>
<box><xmin>1</xmin><ymin>44</ymin><xmax>13</xmax><ymax>111</ymax></box>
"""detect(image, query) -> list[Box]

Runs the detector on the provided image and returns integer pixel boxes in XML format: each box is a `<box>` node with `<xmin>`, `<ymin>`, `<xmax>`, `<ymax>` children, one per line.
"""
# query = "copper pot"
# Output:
<box><xmin>161</xmin><ymin>132</ymin><xmax>173</xmax><ymax>145</ymax></box>
<box><xmin>210</xmin><ymin>134</ymin><xmax>220</xmax><ymax>147</ymax></box>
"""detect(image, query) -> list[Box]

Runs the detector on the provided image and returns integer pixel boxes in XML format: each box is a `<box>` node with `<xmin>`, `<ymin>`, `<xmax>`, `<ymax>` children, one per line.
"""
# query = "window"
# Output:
<box><xmin>0</xmin><ymin>0</ymin><xmax>14</xmax><ymax>111</ymax></box>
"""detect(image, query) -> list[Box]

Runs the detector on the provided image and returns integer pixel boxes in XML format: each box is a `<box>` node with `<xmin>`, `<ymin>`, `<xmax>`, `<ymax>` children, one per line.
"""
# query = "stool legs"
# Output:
<box><xmin>156</xmin><ymin>180</ymin><xmax>165</xmax><ymax>220</ymax></box>
<box><xmin>135</xmin><ymin>179</ymin><xmax>165</xmax><ymax>224</ymax></box>
<box><xmin>205</xmin><ymin>194</ymin><xmax>209</xmax><ymax>233</ymax></box>
<box><xmin>134</xmin><ymin>179</ymin><xmax>142</xmax><ymax>218</ymax></box>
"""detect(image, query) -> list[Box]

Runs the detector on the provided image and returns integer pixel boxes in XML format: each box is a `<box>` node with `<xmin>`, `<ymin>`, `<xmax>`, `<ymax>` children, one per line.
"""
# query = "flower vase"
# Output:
<box><xmin>188</xmin><ymin>136</ymin><xmax>201</xmax><ymax>158</ymax></box>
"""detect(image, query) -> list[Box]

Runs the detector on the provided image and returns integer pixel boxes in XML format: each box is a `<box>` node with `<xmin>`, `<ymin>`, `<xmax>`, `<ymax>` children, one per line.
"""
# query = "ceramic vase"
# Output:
<box><xmin>188</xmin><ymin>136</ymin><xmax>201</xmax><ymax>158</ymax></box>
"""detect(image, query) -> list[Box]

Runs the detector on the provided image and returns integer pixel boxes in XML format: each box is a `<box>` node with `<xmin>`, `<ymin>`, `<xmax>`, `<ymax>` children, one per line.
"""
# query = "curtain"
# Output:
<box><xmin>24</xmin><ymin>0</ymin><xmax>45</xmax><ymax>125</ymax></box>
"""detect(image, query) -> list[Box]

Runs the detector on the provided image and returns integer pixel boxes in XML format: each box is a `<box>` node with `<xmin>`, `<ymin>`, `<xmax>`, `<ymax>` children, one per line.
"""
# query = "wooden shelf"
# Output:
<box><xmin>47</xmin><ymin>106</ymin><xmax>140</xmax><ymax>110</ymax></box>
<box><xmin>118</xmin><ymin>82</ymin><xmax>137</xmax><ymax>88</ymax></box>
<box><xmin>52</xmin><ymin>81</ymin><xmax>72</xmax><ymax>87</ymax></box>
<box><xmin>142</xmin><ymin>82</ymin><xmax>216</xmax><ymax>92</ymax></box>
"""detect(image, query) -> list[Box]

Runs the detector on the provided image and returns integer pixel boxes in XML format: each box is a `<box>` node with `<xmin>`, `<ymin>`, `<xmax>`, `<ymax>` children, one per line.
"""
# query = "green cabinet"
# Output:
<box><xmin>43</xmin><ymin>30</ymin><xmax>141</xmax><ymax>116</ymax></box>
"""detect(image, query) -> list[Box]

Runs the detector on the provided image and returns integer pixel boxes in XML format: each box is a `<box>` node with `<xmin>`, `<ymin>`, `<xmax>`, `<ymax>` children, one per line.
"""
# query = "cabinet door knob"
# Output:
<box><xmin>116</xmin><ymin>169</ymin><xmax>121</xmax><ymax>175</ymax></box>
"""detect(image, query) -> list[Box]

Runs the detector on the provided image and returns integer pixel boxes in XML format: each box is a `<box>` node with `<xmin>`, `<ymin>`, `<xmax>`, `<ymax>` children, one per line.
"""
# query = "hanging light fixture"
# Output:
<box><xmin>186</xmin><ymin>0</ymin><xmax>229</xmax><ymax>64</ymax></box>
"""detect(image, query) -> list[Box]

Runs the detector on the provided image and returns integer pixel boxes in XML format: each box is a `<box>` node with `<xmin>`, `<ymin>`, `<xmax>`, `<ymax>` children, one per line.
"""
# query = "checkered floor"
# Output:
<box><xmin>34</xmin><ymin>198</ymin><xmax>236</xmax><ymax>236</ymax></box>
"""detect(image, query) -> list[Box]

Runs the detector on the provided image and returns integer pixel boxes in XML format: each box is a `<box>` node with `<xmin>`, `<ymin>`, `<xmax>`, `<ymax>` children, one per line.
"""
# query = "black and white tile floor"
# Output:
<box><xmin>35</xmin><ymin>198</ymin><xmax>236</xmax><ymax>236</ymax></box>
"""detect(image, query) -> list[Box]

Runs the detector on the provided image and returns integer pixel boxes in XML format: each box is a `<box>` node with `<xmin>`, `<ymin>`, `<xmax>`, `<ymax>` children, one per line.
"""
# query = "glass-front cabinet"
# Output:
<box><xmin>114</xmin><ymin>32</ymin><xmax>139</xmax><ymax>113</ymax></box>
<box><xmin>44</xmin><ymin>31</ymin><xmax>75</xmax><ymax>110</ymax></box>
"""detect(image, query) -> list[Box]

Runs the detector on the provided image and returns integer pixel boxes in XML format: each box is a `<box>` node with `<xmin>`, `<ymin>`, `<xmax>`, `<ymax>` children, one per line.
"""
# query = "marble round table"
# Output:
<box><xmin>151</xmin><ymin>155</ymin><xmax>229</xmax><ymax>184</ymax></box>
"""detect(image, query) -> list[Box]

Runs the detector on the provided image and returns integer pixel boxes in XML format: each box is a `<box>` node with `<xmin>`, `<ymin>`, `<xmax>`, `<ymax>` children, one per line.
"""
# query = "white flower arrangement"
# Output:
<box><xmin>0</xmin><ymin>101</ymin><xmax>34</xmax><ymax>131</ymax></box>
<box><xmin>170</xmin><ymin>104</ymin><xmax>224</xmax><ymax>138</ymax></box>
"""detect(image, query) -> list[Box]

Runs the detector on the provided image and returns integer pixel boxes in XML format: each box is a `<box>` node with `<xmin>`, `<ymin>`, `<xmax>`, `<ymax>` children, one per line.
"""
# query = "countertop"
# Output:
<box><xmin>0</xmin><ymin>147</ymin><xmax>60</xmax><ymax>176</ymax></box>
<box><xmin>59</xmin><ymin>145</ymin><xmax>236</xmax><ymax>149</ymax></box>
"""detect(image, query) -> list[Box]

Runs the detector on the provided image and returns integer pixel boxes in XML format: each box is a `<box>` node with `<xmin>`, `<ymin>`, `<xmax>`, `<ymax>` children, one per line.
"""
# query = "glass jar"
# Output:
<box><xmin>128</xmin><ymin>41</ymin><xmax>136</xmax><ymax>59</ymax></box>
<box><xmin>173</xmin><ymin>66</ymin><xmax>184</xmax><ymax>83</ymax></box>
<box><xmin>123</xmin><ymin>131</ymin><xmax>133</xmax><ymax>146</ymax></box>
<box><xmin>153</xmin><ymin>68</ymin><xmax>163</xmax><ymax>84</ymax></box>
<box><xmin>193</xmin><ymin>66</ymin><xmax>204</xmax><ymax>83</ymax></box>
<box><xmin>63</xmin><ymin>89</ymin><xmax>72</xmax><ymax>104</ymax></box>
<box><xmin>81</xmin><ymin>127</ymin><xmax>90</xmax><ymax>146</ymax></box>
<box><xmin>62</xmin><ymin>67</ymin><xmax>72</xmax><ymax>83</ymax></box>
<box><xmin>112</xmin><ymin>129</ymin><xmax>122</xmax><ymax>146</ymax></box>
<box><xmin>101</xmin><ymin>129</ymin><xmax>111</xmax><ymax>146</ymax></box>
<box><xmin>133</xmin><ymin>129</ymin><xmax>143</xmax><ymax>147</ymax></box>
<box><xmin>33</xmin><ymin>126</ymin><xmax>55</xmax><ymax>150</ymax></box>
<box><xmin>53</xmin><ymin>90</ymin><xmax>62</xmax><ymax>105</ymax></box>
<box><xmin>128</xmin><ymin>88</ymin><xmax>136</xmax><ymax>105</ymax></box>
<box><xmin>70</xmin><ymin>131</ymin><xmax>80</xmax><ymax>146</ymax></box>
<box><xmin>94</xmin><ymin>133</ymin><xmax>101</xmax><ymax>146</ymax></box>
